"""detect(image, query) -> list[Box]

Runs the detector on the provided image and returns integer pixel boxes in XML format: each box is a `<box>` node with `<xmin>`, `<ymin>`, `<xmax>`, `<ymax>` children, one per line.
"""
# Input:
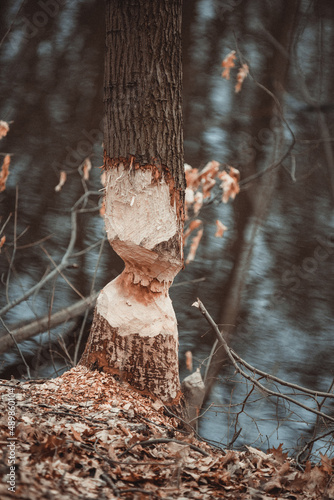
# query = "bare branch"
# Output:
<box><xmin>0</xmin><ymin>292</ymin><xmax>99</xmax><ymax>354</ymax></box>
<box><xmin>0</xmin><ymin>191</ymin><xmax>100</xmax><ymax>317</ymax></box>
<box><xmin>0</xmin><ymin>316</ymin><xmax>31</xmax><ymax>378</ymax></box>
<box><xmin>196</xmin><ymin>298</ymin><xmax>334</xmax><ymax>424</ymax></box>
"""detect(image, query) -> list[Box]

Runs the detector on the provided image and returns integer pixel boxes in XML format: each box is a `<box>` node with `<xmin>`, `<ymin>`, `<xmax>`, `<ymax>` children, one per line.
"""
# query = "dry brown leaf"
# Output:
<box><xmin>0</xmin><ymin>235</ymin><xmax>5</xmax><ymax>251</ymax></box>
<box><xmin>99</xmin><ymin>200</ymin><xmax>105</xmax><ymax>217</ymax></box>
<box><xmin>235</xmin><ymin>63</ymin><xmax>249</xmax><ymax>93</ymax></box>
<box><xmin>55</xmin><ymin>171</ymin><xmax>67</xmax><ymax>192</ymax></box>
<box><xmin>167</xmin><ymin>441</ymin><xmax>190</xmax><ymax>459</ymax></box>
<box><xmin>185</xmin><ymin>351</ymin><xmax>193</xmax><ymax>372</ymax></box>
<box><xmin>222</xmin><ymin>450</ymin><xmax>237</xmax><ymax>466</ymax></box>
<box><xmin>229</xmin><ymin>165</ymin><xmax>240</xmax><ymax>181</ymax></box>
<box><xmin>0</xmin><ymin>154</ymin><xmax>10</xmax><ymax>192</ymax></box>
<box><xmin>202</xmin><ymin>177</ymin><xmax>216</xmax><ymax>198</ymax></box>
<box><xmin>82</xmin><ymin>158</ymin><xmax>92</xmax><ymax>180</ymax></box>
<box><xmin>267</xmin><ymin>443</ymin><xmax>289</xmax><ymax>464</ymax></box>
<box><xmin>319</xmin><ymin>452</ymin><xmax>332</xmax><ymax>475</ymax></box>
<box><xmin>215</xmin><ymin>220</ymin><xmax>228</xmax><ymax>238</ymax></box>
<box><xmin>185</xmin><ymin>163</ymin><xmax>200</xmax><ymax>190</ymax></box>
<box><xmin>221</xmin><ymin>50</ymin><xmax>236</xmax><ymax>80</ymax></box>
<box><xmin>71</xmin><ymin>426</ymin><xmax>83</xmax><ymax>442</ymax></box>
<box><xmin>198</xmin><ymin>160</ymin><xmax>220</xmax><ymax>181</ymax></box>
<box><xmin>262</xmin><ymin>475</ymin><xmax>283</xmax><ymax>493</ymax></box>
<box><xmin>193</xmin><ymin>191</ymin><xmax>203</xmax><ymax>216</ymax></box>
<box><xmin>186</xmin><ymin>228</ymin><xmax>203</xmax><ymax>265</ymax></box>
<box><xmin>306</xmin><ymin>466</ymin><xmax>327</xmax><ymax>492</ymax></box>
<box><xmin>0</xmin><ymin>120</ymin><xmax>9</xmax><ymax>139</ymax></box>
<box><xmin>184</xmin><ymin>219</ymin><xmax>202</xmax><ymax>245</ymax></box>
<box><xmin>107</xmin><ymin>443</ymin><xmax>118</xmax><ymax>461</ymax></box>
<box><xmin>218</xmin><ymin>167</ymin><xmax>240</xmax><ymax>203</ymax></box>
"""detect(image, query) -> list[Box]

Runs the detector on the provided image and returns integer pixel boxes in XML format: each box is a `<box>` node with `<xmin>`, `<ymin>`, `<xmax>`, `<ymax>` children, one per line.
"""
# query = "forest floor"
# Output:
<box><xmin>0</xmin><ymin>366</ymin><xmax>333</xmax><ymax>499</ymax></box>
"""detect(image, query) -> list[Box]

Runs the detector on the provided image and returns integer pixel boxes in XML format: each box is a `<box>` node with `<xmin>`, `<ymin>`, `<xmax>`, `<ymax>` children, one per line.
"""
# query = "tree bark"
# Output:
<box><xmin>80</xmin><ymin>0</ymin><xmax>185</xmax><ymax>405</ymax></box>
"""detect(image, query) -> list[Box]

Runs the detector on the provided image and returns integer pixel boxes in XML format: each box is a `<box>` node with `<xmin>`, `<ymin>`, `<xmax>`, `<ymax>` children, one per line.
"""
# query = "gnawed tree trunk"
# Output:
<box><xmin>80</xmin><ymin>0</ymin><xmax>185</xmax><ymax>405</ymax></box>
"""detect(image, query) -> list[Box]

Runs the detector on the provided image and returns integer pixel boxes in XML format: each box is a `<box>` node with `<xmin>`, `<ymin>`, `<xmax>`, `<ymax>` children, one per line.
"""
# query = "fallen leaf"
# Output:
<box><xmin>198</xmin><ymin>160</ymin><xmax>220</xmax><ymax>181</ymax></box>
<box><xmin>71</xmin><ymin>426</ymin><xmax>83</xmax><ymax>442</ymax></box>
<box><xmin>185</xmin><ymin>164</ymin><xmax>200</xmax><ymax>190</ymax></box>
<box><xmin>267</xmin><ymin>443</ymin><xmax>289</xmax><ymax>464</ymax></box>
<box><xmin>202</xmin><ymin>176</ymin><xmax>216</xmax><ymax>198</ymax></box>
<box><xmin>319</xmin><ymin>452</ymin><xmax>332</xmax><ymax>475</ymax></box>
<box><xmin>222</xmin><ymin>450</ymin><xmax>237</xmax><ymax>466</ymax></box>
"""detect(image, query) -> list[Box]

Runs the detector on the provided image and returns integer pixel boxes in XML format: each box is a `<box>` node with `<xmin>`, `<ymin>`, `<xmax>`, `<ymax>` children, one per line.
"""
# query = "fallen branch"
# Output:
<box><xmin>0</xmin><ymin>292</ymin><xmax>98</xmax><ymax>354</ymax></box>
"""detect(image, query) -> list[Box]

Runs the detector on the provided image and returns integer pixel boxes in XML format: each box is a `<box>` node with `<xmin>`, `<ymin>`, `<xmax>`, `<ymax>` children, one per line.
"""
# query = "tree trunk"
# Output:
<box><xmin>80</xmin><ymin>0</ymin><xmax>185</xmax><ymax>405</ymax></box>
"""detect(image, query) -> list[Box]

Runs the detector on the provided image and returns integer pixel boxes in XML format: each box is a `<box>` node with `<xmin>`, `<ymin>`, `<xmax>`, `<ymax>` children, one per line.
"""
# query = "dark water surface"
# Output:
<box><xmin>1</xmin><ymin>0</ymin><xmax>334</xmax><ymax>458</ymax></box>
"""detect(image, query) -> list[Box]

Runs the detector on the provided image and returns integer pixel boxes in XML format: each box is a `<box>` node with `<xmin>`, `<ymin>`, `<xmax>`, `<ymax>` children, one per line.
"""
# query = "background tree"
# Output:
<box><xmin>79</xmin><ymin>0</ymin><xmax>185</xmax><ymax>405</ymax></box>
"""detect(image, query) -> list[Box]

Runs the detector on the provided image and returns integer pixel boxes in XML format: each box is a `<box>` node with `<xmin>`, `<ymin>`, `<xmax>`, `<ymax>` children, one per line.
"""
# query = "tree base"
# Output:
<box><xmin>80</xmin><ymin>309</ymin><xmax>182</xmax><ymax>405</ymax></box>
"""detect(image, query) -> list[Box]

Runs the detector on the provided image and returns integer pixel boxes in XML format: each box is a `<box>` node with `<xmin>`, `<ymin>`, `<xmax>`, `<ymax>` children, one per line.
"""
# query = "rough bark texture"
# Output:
<box><xmin>104</xmin><ymin>0</ymin><xmax>184</xmax><ymax>195</ymax></box>
<box><xmin>81</xmin><ymin>311</ymin><xmax>180</xmax><ymax>402</ymax></box>
<box><xmin>80</xmin><ymin>0</ymin><xmax>185</xmax><ymax>405</ymax></box>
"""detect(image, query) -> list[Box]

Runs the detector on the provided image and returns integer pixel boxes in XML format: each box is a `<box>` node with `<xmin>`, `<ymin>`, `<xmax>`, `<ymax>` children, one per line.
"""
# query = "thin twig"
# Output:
<box><xmin>233</xmin><ymin>34</ymin><xmax>296</xmax><ymax>189</ymax></box>
<box><xmin>40</xmin><ymin>245</ymin><xmax>85</xmax><ymax>300</ymax></box>
<box><xmin>0</xmin><ymin>317</ymin><xmax>31</xmax><ymax>379</ymax></box>
<box><xmin>5</xmin><ymin>186</ymin><xmax>18</xmax><ymax>304</ymax></box>
<box><xmin>195</xmin><ymin>298</ymin><xmax>334</xmax><ymax>424</ymax></box>
<box><xmin>100</xmin><ymin>473</ymin><xmax>120</xmax><ymax>497</ymax></box>
<box><xmin>73</xmin><ymin>236</ymin><xmax>106</xmax><ymax>364</ymax></box>
<box><xmin>0</xmin><ymin>0</ymin><xmax>26</xmax><ymax>49</ymax></box>
<box><xmin>296</xmin><ymin>428</ymin><xmax>334</xmax><ymax>465</ymax></box>
<box><xmin>230</xmin><ymin>349</ymin><xmax>334</xmax><ymax>399</ymax></box>
<box><xmin>0</xmin><ymin>191</ymin><xmax>100</xmax><ymax>317</ymax></box>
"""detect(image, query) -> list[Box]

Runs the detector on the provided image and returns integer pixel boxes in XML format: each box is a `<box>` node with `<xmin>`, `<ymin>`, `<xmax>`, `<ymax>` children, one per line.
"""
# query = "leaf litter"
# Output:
<box><xmin>1</xmin><ymin>365</ymin><xmax>333</xmax><ymax>499</ymax></box>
